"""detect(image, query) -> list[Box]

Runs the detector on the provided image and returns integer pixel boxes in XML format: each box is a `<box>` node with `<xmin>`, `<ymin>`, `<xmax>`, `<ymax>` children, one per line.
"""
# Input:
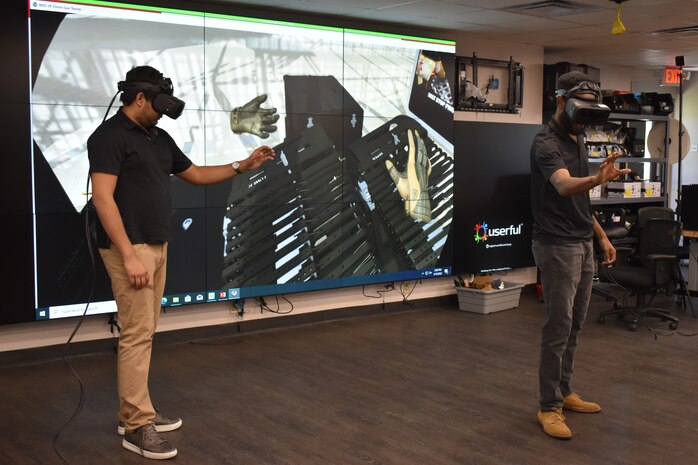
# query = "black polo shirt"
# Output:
<box><xmin>87</xmin><ymin>109</ymin><xmax>192</xmax><ymax>248</ymax></box>
<box><xmin>530</xmin><ymin>118</ymin><xmax>594</xmax><ymax>244</ymax></box>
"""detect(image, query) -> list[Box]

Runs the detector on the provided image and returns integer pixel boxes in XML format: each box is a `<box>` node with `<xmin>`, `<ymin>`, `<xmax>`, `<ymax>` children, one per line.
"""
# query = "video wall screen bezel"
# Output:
<box><xmin>17</xmin><ymin>0</ymin><xmax>457</xmax><ymax>323</ymax></box>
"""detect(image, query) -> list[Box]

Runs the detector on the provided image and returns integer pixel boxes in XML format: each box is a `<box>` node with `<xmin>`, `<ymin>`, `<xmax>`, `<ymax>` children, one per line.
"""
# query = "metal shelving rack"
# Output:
<box><xmin>590</xmin><ymin>113</ymin><xmax>669</xmax><ymax>208</ymax></box>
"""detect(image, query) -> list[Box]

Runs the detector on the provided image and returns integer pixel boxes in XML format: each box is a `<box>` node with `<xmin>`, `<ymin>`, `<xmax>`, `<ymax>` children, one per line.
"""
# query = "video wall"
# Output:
<box><xmin>2</xmin><ymin>0</ymin><xmax>456</xmax><ymax>323</ymax></box>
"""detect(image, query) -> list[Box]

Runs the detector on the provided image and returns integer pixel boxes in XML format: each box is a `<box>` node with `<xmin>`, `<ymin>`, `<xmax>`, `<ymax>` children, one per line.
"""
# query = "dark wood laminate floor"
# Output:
<box><xmin>2</xmin><ymin>289</ymin><xmax>698</xmax><ymax>465</ymax></box>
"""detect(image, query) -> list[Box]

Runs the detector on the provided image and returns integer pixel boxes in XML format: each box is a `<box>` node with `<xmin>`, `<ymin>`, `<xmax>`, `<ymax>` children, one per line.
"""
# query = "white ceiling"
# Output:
<box><xmin>207</xmin><ymin>0</ymin><xmax>698</xmax><ymax>69</ymax></box>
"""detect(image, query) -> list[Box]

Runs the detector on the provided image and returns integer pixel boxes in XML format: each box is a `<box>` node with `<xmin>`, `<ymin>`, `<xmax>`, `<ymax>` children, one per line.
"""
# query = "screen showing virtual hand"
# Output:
<box><xmin>385</xmin><ymin>129</ymin><xmax>433</xmax><ymax>222</ymax></box>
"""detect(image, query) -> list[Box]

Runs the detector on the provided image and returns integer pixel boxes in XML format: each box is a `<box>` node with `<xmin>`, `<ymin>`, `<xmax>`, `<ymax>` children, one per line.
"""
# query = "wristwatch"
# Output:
<box><xmin>232</xmin><ymin>161</ymin><xmax>243</xmax><ymax>175</ymax></box>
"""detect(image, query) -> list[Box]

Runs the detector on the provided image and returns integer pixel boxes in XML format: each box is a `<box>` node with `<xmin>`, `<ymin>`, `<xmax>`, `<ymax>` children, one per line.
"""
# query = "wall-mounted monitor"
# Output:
<box><xmin>1</xmin><ymin>0</ymin><xmax>456</xmax><ymax>323</ymax></box>
<box><xmin>452</xmin><ymin>121</ymin><xmax>539</xmax><ymax>275</ymax></box>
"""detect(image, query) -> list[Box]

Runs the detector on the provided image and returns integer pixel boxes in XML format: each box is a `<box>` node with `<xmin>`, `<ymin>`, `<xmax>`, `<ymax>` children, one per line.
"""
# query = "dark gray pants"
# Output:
<box><xmin>532</xmin><ymin>240</ymin><xmax>595</xmax><ymax>411</ymax></box>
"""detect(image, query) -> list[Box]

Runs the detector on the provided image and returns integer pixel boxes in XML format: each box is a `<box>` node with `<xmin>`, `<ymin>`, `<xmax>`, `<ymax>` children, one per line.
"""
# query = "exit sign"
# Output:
<box><xmin>663</xmin><ymin>67</ymin><xmax>691</xmax><ymax>86</ymax></box>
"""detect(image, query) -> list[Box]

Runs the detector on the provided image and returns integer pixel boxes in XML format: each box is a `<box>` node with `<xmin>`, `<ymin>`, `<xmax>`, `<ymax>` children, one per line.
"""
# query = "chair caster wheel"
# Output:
<box><xmin>669</xmin><ymin>322</ymin><xmax>678</xmax><ymax>330</ymax></box>
<box><xmin>629</xmin><ymin>322</ymin><xmax>638</xmax><ymax>331</ymax></box>
<box><xmin>598</xmin><ymin>315</ymin><xmax>605</xmax><ymax>324</ymax></box>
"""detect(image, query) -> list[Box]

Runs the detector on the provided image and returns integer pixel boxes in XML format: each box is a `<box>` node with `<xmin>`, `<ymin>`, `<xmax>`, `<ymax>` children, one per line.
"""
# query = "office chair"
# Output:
<box><xmin>594</xmin><ymin>207</ymin><xmax>636</xmax><ymax>248</ymax></box>
<box><xmin>637</xmin><ymin>206</ymin><xmax>690</xmax><ymax>257</ymax></box>
<box><xmin>597</xmin><ymin>218</ymin><xmax>686</xmax><ymax>331</ymax></box>
<box><xmin>624</xmin><ymin>206</ymin><xmax>675</xmax><ymax>264</ymax></box>
<box><xmin>591</xmin><ymin>207</ymin><xmax>636</xmax><ymax>303</ymax></box>
<box><xmin>635</xmin><ymin>206</ymin><xmax>694</xmax><ymax>313</ymax></box>
<box><xmin>637</xmin><ymin>206</ymin><xmax>674</xmax><ymax>224</ymax></box>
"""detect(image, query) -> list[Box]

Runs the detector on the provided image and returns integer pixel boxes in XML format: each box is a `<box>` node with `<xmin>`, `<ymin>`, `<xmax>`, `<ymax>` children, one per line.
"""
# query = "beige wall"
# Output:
<box><xmin>452</xmin><ymin>35</ymin><xmax>544</xmax><ymax>125</ymax></box>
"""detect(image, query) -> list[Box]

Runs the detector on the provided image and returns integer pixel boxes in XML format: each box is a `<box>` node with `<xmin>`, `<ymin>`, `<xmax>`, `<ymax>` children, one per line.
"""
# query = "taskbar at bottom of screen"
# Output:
<box><xmin>161</xmin><ymin>267</ymin><xmax>452</xmax><ymax>308</ymax></box>
<box><xmin>161</xmin><ymin>288</ymin><xmax>240</xmax><ymax>307</ymax></box>
<box><xmin>36</xmin><ymin>267</ymin><xmax>453</xmax><ymax>319</ymax></box>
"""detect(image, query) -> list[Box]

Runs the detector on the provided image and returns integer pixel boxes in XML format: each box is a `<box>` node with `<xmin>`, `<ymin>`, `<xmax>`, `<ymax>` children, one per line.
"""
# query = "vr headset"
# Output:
<box><xmin>555</xmin><ymin>81</ymin><xmax>610</xmax><ymax>126</ymax></box>
<box><xmin>117</xmin><ymin>77</ymin><xmax>185</xmax><ymax>119</ymax></box>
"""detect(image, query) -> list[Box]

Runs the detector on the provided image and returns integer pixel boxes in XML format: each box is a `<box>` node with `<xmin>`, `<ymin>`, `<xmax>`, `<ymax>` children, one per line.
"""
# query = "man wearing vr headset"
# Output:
<box><xmin>87</xmin><ymin>65</ymin><xmax>275</xmax><ymax>460</ymax></box>
<box><xmin>530</xmin><ymin>71</ymin><xmax>630</xmax><ymax>440</ymax></box>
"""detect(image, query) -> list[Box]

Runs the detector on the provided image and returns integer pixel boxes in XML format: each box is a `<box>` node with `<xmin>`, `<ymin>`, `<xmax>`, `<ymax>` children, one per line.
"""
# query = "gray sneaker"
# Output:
<box><xmin>122</xmin><ymin>424</ymin><xmax>177</xmax><ymax>460</ymax></box>
<box><xmin>118</xmin><ymin>410</ymin><xmax>182</xmax><ymax>435</ymax></box>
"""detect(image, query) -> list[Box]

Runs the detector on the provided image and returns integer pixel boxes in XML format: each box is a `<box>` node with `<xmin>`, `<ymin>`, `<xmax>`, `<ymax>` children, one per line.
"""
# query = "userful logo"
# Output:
<box><xmin>474</xmin><ymin>222</ymin><xmax>489</xmax><ymax>243</ymax></box>
<box><xmin>473</xmin><ymin>222</ymin><xmax>523</xmax><ymax>244</ymax></box>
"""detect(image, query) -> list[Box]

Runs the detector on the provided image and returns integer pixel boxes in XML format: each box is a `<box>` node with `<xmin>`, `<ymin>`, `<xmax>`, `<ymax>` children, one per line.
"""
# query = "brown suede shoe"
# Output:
<box><xmin>563</xmin><ymin>392</ymin><xmax>602</xmax><ymax>413</ymax></box>
<box><xmin>537</xmin><ymin>408</ymin><xmax>572</xmax><ymax>439</ymax></box>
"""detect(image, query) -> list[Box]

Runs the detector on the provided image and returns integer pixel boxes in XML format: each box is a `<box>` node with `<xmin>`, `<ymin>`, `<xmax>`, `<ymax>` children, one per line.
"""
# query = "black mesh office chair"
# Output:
<box><xmin>591</xmin><ymin>207</ymin><xmax>636</xmax><ymax>303</ymax></box>
<box><xmin>635</xmin><ymin>206</ymin><xmax>694</xmax><ymax>312</ymax></box>
<box><xmin>637</xmin><ymin>206</ymin><xmax>674</xmax><ymax>224</ymax></box>
<box><xmin>633</xmin><ymin>206</ymin><xmax>675</xmax><ymax>246</ymax></box>
<box><xmin>624</xmin><ymin>206</ymin><xmax>675</xmax><ymax>265</ymax></box>
<box><xmin>597</xmin><ymin>218</ymin><xmax>685</xmax><ymax>331</ymax></box>
<box><xmin>637</xmin><ymin>206</ymin><xmax>690</xmax><ymax>255</ymax></box>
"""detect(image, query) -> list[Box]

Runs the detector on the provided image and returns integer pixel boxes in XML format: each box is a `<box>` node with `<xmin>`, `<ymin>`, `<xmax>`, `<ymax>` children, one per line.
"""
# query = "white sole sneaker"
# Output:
<box><xmin>122</xmin><ymin>438</ymin><xmax>177</xmax><ymax>460</ymax></box>
<box><xmin>118</xmin><ymin>418</ymin><xmax>182</xmax><ymax>436</ymax></box>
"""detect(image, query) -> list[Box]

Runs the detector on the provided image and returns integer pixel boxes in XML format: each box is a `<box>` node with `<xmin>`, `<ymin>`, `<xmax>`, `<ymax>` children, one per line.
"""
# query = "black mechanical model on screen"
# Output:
<box><xmin>221</xmin><ymin>75</ymin><xmax>454</xmax><ymax>289</ymax></box>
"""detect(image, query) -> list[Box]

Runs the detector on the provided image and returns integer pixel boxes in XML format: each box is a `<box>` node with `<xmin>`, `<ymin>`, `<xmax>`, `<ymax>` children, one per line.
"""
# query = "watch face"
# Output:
<box><xmin>232</xmin><ymin>162</ymin><xmax>240</xmax><ymax>169</ymax></box>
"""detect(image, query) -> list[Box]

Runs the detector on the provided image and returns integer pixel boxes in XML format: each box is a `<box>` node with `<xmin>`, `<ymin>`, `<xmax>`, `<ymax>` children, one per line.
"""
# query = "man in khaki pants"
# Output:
<box><xmin>89</xmin><ymin>65</ymin><xmax>275</xmax><ymax>459</ymax></box>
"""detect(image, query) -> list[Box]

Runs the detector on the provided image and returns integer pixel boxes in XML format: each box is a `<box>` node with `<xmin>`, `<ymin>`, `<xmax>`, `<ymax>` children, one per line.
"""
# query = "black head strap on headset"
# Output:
<box><xmin>555</xmin><ymin>80</ymin><xmax>602</xmax><ymax>100</ymax></box>
<box><xmin>555</xmin><ymin>81</ymin><xmax>609</xmax><ymax>126</ymax></box>
<box><xmin>117</xmin><ymin>77</ymin><xmax>185</xmax><ymax>119</ymax></box>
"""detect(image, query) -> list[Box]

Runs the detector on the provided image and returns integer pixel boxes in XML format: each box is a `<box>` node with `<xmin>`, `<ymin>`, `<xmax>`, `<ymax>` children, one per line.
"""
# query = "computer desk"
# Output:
<box><xmin>684</xmin><ymin>229</ymin><xmax>698</xmax><ymax>293</ymax></box>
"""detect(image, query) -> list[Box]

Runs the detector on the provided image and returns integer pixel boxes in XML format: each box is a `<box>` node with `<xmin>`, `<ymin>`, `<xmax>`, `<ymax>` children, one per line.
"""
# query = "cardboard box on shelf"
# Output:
<box><xmin>641</xmin><ymin>181</ymin><xmax>661</xmax><ymax>197</ymax></box>
<box><xmin>606</xmin><ymin>181</ymin><xmax>641</xmax><ymax>198</ymax></box>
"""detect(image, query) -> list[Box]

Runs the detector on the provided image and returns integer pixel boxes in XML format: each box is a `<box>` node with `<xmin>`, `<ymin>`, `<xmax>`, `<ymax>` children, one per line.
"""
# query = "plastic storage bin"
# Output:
<box><xmin>456</xmin><ymin>282</ymin><xmax>525</xmax><ymax>314</ymax></box>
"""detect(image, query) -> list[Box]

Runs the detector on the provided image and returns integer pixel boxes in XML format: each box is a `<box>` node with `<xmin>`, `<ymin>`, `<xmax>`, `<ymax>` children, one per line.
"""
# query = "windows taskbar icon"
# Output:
<box><xmin>161</xmin><ymin>288</ymin><xmax>241</xmax><ymax>307</ymax></box>
<box><xmin>418</xmin><ymin>266</ymin><xmax>451</xmax><ymax>278</ymax></box>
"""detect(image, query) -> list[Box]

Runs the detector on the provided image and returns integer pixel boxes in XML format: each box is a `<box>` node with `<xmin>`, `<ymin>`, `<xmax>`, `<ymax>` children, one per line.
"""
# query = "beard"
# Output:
<box><xmin>559</xmin><ymin>110</ymin><xmax>585</xmax><ymax>135</ymax></box>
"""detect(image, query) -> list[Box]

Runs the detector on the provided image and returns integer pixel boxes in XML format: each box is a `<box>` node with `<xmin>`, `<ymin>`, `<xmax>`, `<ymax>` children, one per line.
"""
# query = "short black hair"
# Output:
<box><xmin>120</xmin><ymin>65</ymin><xmax>163</xmax><ymax>105</ymax></box>
<box><xmin>555</xmin><ymin>71</ymin><xmax>597</xmax><ymax>93</ymax></box>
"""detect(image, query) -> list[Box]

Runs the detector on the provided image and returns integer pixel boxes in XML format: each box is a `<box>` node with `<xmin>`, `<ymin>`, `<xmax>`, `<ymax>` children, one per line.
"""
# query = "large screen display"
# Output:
<box><xmin>3</xmin><ymin>0</ymin><xmax>456</xmax><ymax>323</ymax></box>
<box><xmin>452</xmin><ymin>121</ymin><xmax>539</xmax><ymax>275</ymax></box>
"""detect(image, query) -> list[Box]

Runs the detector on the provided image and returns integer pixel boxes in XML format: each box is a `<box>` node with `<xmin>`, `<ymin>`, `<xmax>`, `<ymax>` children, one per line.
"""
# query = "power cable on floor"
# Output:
<box><xmin>53</xmin><ymin>97</ymin><xmax>119</xmax><ymax>465</ymax></box>
<box><xmin>52</xmin><ymin>177</ymin><xmax>96</xmax><ymax>465</ymax></box>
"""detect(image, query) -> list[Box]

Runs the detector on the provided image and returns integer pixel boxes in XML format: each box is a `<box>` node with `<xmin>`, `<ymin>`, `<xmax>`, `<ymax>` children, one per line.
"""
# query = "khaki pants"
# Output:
<box><xmin>100</xmin><ymin>243</ymin><xmax>168</xmax><ymax>433</ymax></box>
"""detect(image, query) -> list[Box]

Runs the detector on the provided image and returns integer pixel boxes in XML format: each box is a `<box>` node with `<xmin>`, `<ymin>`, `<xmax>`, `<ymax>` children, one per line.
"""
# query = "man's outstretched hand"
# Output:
<box><xmin>597</xmin><ymin>152</ymin><xmax>632</xmax><ymax>184</ymax></box>
<box><xmin>244</xmin><ymin>145</ymin><xmax>275</xmax><ymax>171</ymax></box>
